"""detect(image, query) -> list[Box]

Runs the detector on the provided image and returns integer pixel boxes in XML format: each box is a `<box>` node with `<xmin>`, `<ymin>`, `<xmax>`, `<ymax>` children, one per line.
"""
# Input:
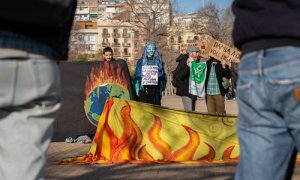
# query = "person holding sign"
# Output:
<box><xmin>133</xmin><ymin>41</ymin><xmax>166</xmax><ymax>105</ymax></box>
<box><xmin>204</xmin><ymin>58</ymin><xmax>231</xmax><ymax>114</ymax></box>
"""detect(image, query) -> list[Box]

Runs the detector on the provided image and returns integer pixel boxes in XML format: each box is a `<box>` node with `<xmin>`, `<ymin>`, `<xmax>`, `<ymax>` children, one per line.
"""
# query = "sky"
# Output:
<box><xmin>173</xmin><ymin>0</ymin><xmax>234</xmax><ymax>14</ymax></box>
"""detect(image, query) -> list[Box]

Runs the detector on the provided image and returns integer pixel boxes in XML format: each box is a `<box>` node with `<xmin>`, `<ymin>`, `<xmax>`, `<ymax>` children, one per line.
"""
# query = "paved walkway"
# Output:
<box><xmin>46</xmin><ymin>96</ymin><xmax>300</xmax><ymax>180</ymax></box>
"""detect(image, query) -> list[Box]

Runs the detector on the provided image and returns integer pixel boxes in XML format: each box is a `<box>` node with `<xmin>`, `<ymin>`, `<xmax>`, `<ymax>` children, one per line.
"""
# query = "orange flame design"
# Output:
<box><xmin>99</xmin><ymin>100</ymin><xmax>143</xmax><ymax>162</ymax></box>
<box><xmin>148</xmin><ymin>115</ymin><xmax>172</xmax><ymax>160</ymax></box>
<box><xmin>84</xmin><ymin>62</ymin><xmax>129</xmax><ymax>98</ymax></box>
<box><xmin>83</xmin><ymin>98</ymin><xmax>115</xmax><ymax>163</ymax></box>
<box><xmin>222</xmin><ymin>145</ymin><xmax>239</xmax><ymax>161</ymax></box>
<box><xmin>138</xmin><ymin>145</ymin><xmax>154</xmax><ymax>161</ymax></box>
<box><xmin>168</xmin><ymin>125</ymin><xmax>200</xmax><ymax>161</ymax></box>
<box><xmin>198</xmin><ymin>142</ymin><xmax>216</xmax><ymax>162</ymax></box>
<box><xmin>64</xmin><ymin>98</ymin><xmax>242</xmax><ymax>164</ymax></box>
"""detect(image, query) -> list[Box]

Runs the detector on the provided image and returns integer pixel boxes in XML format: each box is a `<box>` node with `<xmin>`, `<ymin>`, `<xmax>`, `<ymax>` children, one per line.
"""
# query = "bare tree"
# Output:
<box><xmin>112</xmin><ymin>0</ymin><xmax>181</xmax><ymax>74</ymax></box>
<box><xmin>118</xmin><ymin>0</ymin><xmax>172</xmax><ymax>49</ymax></box>
<box><xmin>68</xmin><ymin>23</ymin><xmax>98</xmax><ymax>61</ymax></box>
<box><xmin>68</xmin><ymin>24</ymin><xmax>89</xmax><ymax>61</ymax></box>
<box><xmin>161</xmin><ymin>47</ymin><xmax>179</xmax><ymax>73</ymax></box>
<box><xmin>191</xmin><ymin>2</ymin><xmax>234</xmax><ymax>45</ymax></box>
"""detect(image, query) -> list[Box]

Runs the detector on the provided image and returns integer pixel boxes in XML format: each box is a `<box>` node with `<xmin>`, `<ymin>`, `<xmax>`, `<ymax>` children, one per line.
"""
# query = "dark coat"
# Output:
<box><xmin>0</xmin><ymin>0</ymin><xmax>77</xmax><ymax>60</ymax></box>
<box><xmin>232</xmin><ymin>0</ymin><xmax>300</xmax><ymax>53</ymax></box>
<box><xmin>174</xmin><ymin>54</ymin><xmax>197</xmax><ymax>99</ymax></box>
<box><xmin>205</xmin><ymin>59</ymin><xmax>231</xmax><ymax>96</ymax></box>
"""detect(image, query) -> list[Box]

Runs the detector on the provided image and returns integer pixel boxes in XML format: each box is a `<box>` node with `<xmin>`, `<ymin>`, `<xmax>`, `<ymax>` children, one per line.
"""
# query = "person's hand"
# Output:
<box><xmin>186</xmin><ymin>57</ymin><xmax>192</xmax><ymax>67</ymax></box>
<box><xmin>222</xmin><ymin>77</ymin><xmax>230</xmax><ymax>89</ymax></box>
<box><xmin>221</xmin><ymin>60</ymin><xmax>227</xmax><ymax>69</ymax></box>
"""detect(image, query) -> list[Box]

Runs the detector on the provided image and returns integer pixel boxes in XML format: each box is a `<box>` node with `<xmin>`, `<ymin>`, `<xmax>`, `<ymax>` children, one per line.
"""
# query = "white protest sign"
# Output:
<box><xmin>142</xmin><ymin>65</ymin><xmax>158</xmax><ymax>85</ymax></box>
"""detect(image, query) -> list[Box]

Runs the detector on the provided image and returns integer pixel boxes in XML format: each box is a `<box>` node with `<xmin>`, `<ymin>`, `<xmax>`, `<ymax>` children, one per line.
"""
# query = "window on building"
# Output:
<box><xmin>91</xmin><ymin>35</ymin><xmax>96</xmax><ymax>42</ymax></box>
<box><xmin>124</xmin><ymin>48</ymin><xmax>128</xmax><ymax>55</ymax></box>
<box><xmin>88</xmin><ymin>44</ymin><xmax>96</xmax><ymax>51</ymax></box>
<box><xmin>123</xmin><ymin>28</ymin><xmax>128</xmax><ymax>35</ymax></box>
<box><xmin>78</xmin><ymin>35</ymin><xmax>83</xmax><ymax>41</ymax></box>
<box><xmin>84</xmin><ymin>35</ymin><xmax>89</xmax><ymax>42</ymax></box>
<box><xmin>134</xmin><ymin>42</ymin><xmax>138</xmax><ymax>48</ymax></box>
<box><xmin>114</xmin><ymin>48</ymin><xmax>120</xmax><ymax>55</ymax></box>
<box><xmin>134</xmin><ymin>31</ymin><xmax>139</xmax><ymax>39</ymax></box>
<box><xmin>103</xmin><ymin>28</ymin><xmax>108</xmax><ymax>34</ymax></box>
<box><xmin>102</xmin><ymin>38</ymin><xmax>108</xmax><ymax>43</ymax></box>
<box><xmin>170</xmin><ymin>36</ymin><xmax>174</xmax><ymax>43</ymax></box>
<box><xmin>178</xmin><ymin>36</ymin><xmax>182</xmax><ymax>43</ymax></box>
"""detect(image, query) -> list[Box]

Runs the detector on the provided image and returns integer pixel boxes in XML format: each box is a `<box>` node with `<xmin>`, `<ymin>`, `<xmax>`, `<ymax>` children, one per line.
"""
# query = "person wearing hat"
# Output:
<box><xmin>186</xmin><ymin>46</ymin><xmax>201</xmax><ymax>67</ymax></box>
<box><xmin>173</xmin><ymin>46</ymin><xmax>200</xmax><ymax>111</ymax></box>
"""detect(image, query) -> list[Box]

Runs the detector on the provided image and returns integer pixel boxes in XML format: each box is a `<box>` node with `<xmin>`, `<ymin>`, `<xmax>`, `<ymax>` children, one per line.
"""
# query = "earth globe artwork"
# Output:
<box><xmin>84</xmin><ymin>63</ymin><xmax>131</xmax><ymax>126</ymax></box>
<box><xmin>85</xmin><ymin>83</ymin><xmax>130</xmax><ymax>126</ymax></box>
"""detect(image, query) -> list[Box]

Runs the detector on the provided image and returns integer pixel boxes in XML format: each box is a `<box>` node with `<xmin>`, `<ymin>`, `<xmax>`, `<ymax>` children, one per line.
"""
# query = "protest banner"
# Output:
<box><xmin>54</xmin><ymin>60</ymin><xmax>135</xmax><ymax>141</ymax></box>
<box><xmin>62</xmin><ymin>97</ymin><xmax>239</xmax><ymax>164</ymax></box>
<box><xmin>189</xmin><ymin>61</ymin><xmax>207</xmax><ymax>97</ymax></box>
<box><xmin>204</xmin><ymin>39</ymin><xmax>241</xmax><ymax>64</ymax></box>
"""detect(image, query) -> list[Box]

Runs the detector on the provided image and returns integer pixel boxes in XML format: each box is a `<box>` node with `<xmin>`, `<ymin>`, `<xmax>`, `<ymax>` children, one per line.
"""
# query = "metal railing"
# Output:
<box><xmin>112</xmin><ymin>43</ymin><xmax>121</xmax><ymax>47</ymax></box>
<box><xmin>102</xmin><ymin>42</ymin><xmax>110</xmax><ymax>46</ymax></box>
<box><xmin>112</xmin><ymin>33</ymin><xmax>121</xmax><ymax>38</ymax></box>
<box><xmin>123</xmin><ymin>53</ymin><xmax>131</xmax><ymax>57</ymax></box>
<box><xmin>122</xmin><ymin>43</ymin><xmax>131</xmax><ymax>47</ymax></box>
<box><xmin>122</xmin><ymin>33</ymin><xmax>131</xmax><ymax>38</ymax></box>
<box><xmin>102</xmin><ymin>33</ymin><xmax>110</xmax><ymax>38</ymax></box>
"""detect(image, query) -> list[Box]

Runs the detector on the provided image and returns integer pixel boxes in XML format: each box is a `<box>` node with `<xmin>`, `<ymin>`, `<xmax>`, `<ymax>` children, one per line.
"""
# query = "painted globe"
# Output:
<box><xmin>84</xmin><ymin>83</ymin><xmax>130</xmax><ymax>126</ymax></box>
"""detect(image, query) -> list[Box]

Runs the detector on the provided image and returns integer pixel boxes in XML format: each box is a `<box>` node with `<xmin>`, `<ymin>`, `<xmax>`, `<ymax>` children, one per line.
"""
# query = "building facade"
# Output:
<box><xmin>97</xmin><ymin>20</ymin><xmax>135</xmax><ymax>66</ymax></box>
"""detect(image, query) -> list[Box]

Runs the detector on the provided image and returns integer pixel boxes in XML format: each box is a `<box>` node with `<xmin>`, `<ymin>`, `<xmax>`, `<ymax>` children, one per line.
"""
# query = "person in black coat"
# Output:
<box><xmin>174</xmin><ymin>46</ymin><xmax>200</xmax><ymax>111</ymax></box>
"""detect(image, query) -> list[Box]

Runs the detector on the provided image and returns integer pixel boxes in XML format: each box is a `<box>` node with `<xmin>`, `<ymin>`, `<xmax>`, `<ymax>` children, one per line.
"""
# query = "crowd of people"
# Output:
<box><xmin>170</xmin><ymin>46</ymin><xmax>234</xmax><ymax>114</ymax></box>
<box><xmin>101</xmin><ymin>42</ymin><xmax>236</xmax><ymax>114</ymax></box>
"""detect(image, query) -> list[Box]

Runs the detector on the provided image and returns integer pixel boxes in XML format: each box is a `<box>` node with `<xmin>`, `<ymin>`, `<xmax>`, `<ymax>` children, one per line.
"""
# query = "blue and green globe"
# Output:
<box><xmin>84</xmin><ymin>83</ymin><xmax>130</xmax><ymax>126</ymax></box>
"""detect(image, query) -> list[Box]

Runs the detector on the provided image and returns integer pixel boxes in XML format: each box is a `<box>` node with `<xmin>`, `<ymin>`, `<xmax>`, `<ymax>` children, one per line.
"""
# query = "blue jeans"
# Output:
<box><xmin>235</xmin><ymin>46</ymin><xmax>300</xmax><ymax>180</ymax></box>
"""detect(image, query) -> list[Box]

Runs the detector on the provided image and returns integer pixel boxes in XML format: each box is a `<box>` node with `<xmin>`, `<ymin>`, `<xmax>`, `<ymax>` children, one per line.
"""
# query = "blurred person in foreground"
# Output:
<box><xmin>0</xmin><ymin>0</ymin><xmax>76</xmax><ymax>179</ymax></box>
<box><xmin>232</xmin><ymin>0</ymin><xmax>300</xmax><ymax>179</ymax></box>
